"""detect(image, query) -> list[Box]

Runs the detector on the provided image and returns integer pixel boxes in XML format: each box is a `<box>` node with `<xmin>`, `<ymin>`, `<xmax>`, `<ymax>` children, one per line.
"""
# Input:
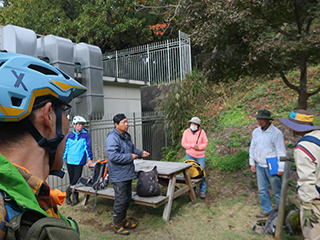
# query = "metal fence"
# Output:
<box><xmin>47</xmin><ymin>111</ymin><xmax>167</xmax><ymax>191</ymax></box>
<box><xmin>102</xmin><ymin>31</ymin><xmax>192</xmax><ymax>84</ymax></box>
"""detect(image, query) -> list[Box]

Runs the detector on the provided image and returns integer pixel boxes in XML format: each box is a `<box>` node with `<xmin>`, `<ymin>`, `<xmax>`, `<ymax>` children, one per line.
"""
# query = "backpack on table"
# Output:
<box><xmin>136</xmin><ymin>166</ymin><xmax>161</xmax><ymax>197</ymax></box>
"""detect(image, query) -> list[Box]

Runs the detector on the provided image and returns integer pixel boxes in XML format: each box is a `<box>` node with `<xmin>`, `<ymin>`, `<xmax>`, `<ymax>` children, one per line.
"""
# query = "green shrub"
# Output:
<box><xmin>207</xmin><ymin>149</ymin><xmax>249</xmax><ymax>172</ymax></box>
<box><xmin>287</xmin><ymin>142</ymin><xmax>295</xmax><ymax>148</ymax></box>
<box><xmin>161</xmin><ymin>146</ymin><xmax>177</xmax><ymax>162</ymax></box>
<box><xmin>219</xmin><ymin>106</ymin><xmax>255</xmax><ymax>128</ymax></box>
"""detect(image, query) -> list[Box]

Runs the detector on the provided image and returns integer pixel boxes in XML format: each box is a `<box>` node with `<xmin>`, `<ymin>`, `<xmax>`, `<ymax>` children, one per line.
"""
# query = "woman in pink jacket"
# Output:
<box><xmin>181</xmin><ymin>117</ymin><xmax>209</xmax><ymax>199</ymax></box>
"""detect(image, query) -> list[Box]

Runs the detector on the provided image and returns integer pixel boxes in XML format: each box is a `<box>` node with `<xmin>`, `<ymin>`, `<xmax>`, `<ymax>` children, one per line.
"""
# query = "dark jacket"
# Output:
<box><xmin>105</xmin><ymin>128</ymin><xmax>143</xmax><ymax>182</ymax></box>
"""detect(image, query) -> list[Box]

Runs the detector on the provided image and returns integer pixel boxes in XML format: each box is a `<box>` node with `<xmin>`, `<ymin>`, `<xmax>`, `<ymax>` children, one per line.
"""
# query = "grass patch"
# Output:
<box><xmin>207</xmin><ymin>149</ymin><xmax>249</xmax><ymax>172</ymax></box>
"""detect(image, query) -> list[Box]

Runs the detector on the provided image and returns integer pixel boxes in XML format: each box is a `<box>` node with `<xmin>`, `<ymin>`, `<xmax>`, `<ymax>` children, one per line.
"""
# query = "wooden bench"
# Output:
<box><xmin>176</xmin><ymin>175</ymin><xmax>202</xmax><ymax>187</ymax></box>
<box><xmin>74</xmin><ymin>176</ymin><xmax>201</xmax><ymax>207</ymax></box>
<box><xmin>74</xmin><ymin>186</ymin><xmax>169</xmax><ymax>208</ymax></box>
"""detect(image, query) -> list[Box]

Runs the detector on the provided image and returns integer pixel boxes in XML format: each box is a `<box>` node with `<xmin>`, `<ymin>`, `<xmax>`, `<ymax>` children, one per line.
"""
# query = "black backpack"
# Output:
<box><xmin>136</xmin><ymin>166</ymin><xmax>161</xmax><ymax>197</ymax></box>
<box><xmin>4</xmin><ymin>209</ymin><xmax>80</xmax><ymax>240</ymax></box>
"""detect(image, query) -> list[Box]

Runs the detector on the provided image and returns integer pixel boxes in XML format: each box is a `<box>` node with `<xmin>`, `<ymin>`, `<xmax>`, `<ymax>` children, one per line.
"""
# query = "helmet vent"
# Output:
<box><xmin>56</xmin><ymin>68</ymin><xmax>70</xmax><ymax>80</ymax></box>
<box><xmin>11</xmin><ymin>97</ymin><xmax>22</xmax><ymax>107</ymax></box>
<box><xmin>0</xmin><ymin>61</ymin><xmax>5</xmax><ymax>67</ymax></box>
<box><xmin>28</xmin><ymin>64</ymin><xmax>58</xmax><ymax>76</ymax></box>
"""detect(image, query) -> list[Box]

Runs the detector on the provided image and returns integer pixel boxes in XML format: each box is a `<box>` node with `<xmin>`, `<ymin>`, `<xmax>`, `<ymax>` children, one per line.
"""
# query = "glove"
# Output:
<box><xmin>303</xmin><ymin>202</ymin><xmax>319</xmax><ymax>228</ymax></box>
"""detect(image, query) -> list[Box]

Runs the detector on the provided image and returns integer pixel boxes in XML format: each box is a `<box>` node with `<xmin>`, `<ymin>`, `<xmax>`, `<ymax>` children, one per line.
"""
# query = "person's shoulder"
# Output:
<box><xmin>106</xmin><ymin>129</ymin><xmax>118</xmax><ymax>140</ymax></box>
<box><xmin>183</xmin><ymin>128</ymin><xmax>191</xmax><ymax>133</ymax></box>
<box><xmin>199</xmin><ymin>128</ymin><xmax>206</xmax><ymax>133</ymax></box>
<box><xmin>66</xmin><ymin>132</ymin><xmax>75</xmax><ymax>138</ymax></box>
<box><xmin>252</xmin><ymin>127</ymin><xmax>260</xmax><ymax>134</ymax></box>
<box><xmin>270</xmin><ymin>124</ymin><xmax>283</xmax><ymax>134</ymax></box>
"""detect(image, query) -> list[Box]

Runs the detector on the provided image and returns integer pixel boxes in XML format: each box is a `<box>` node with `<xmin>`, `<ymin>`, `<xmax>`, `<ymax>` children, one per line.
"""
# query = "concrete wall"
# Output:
<box><xmin>103</xmin><ymin>79</ymin><xmax>144</xmax><ymax>115</ymax></box>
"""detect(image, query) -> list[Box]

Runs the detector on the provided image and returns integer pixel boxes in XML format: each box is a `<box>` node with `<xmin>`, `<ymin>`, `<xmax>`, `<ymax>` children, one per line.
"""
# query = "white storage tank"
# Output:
<box><xmin>36</xmin><ymin>35</ymin><xmax>74</xmax><ymax>77</ymax></box>
<box><xmin>1</xmin><ymin>25</ymin><xmax>37</xmax><ymax>57</ymax></box>
<box><xmin>74</xmin><ymin>43</ymin><xmax>104</xmax><ymax>115</ymax></box>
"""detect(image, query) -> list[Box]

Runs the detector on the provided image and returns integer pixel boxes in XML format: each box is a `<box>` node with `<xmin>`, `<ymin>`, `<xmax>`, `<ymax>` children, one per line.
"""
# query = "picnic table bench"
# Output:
<box><xmin>73</xmin><ymin>159</ymin><xmax>202</xmax><ymax>221</ymax></box>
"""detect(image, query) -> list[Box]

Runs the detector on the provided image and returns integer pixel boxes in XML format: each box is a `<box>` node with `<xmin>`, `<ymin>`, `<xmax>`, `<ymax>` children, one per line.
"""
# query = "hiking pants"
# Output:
<box><xmin>67</xmin><ymin>164</ymin><xmax>84</xmax><ymax>185</ymax></box>
<box><xmin>113</xmin><ymin>180</ymin><xmax>132</xmax><ymax>217</ymax></box>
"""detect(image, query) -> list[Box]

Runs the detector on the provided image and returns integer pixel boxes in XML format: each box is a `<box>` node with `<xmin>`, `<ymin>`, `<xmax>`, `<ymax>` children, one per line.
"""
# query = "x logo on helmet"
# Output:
<box><xmin>12</xmin><ymin>70</ymin><xmax>28</xmax><ymax>91</ymax></box>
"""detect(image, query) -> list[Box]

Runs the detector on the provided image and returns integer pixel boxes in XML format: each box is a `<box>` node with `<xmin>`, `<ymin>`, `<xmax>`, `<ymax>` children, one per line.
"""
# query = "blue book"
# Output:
<box><xmin>267</xmin><ymin>157</ymin><xmax>278</xmax><ymax>175</ymax></box>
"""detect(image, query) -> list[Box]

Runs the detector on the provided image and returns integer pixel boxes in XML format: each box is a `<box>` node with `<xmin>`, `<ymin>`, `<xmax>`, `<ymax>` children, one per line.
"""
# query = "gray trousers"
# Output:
<box><xmin>113</xmin><ymin>180</ymin><xmax>132</xmax><ymax>217</ymax></box>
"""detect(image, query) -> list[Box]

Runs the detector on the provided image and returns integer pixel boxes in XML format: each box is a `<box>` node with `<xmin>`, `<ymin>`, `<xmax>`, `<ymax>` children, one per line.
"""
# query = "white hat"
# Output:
<box><xmin>188</xmin><ymin>117</ymin><xmax>201</xmax><ymax>126</ymax></box>
<box><xmin>72</xmin><ymin>116</ymin><xmax>87</xmax><ymax>125</ymax></box>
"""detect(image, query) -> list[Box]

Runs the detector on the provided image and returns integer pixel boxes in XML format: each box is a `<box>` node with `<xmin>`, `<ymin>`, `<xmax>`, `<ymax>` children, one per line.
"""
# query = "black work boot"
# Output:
<box><xmin>122</xmin><ymin>218</ymin><xmax>137</xmax><ymax>229</ymax></box>
<box><xmin>113</xmin><ymin>215</ymin><xmax>130</xmax><ymax>235</ymax></box>
<box><xmin>71</xmin><ymin>192</ymin><xmax>79</xmax><ymax>206</ymax></box>
<box><xmin>66</xmin><ymin>186</ymin><xmax>72</xmax><ymax>205</ymax></box>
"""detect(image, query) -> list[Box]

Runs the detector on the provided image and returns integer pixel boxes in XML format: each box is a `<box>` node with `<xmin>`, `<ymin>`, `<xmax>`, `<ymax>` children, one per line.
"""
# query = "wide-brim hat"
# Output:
<box><xmin>254</xmin><ymin>109</ymin><xmax>274</xmax><ymax>120</ymax></box>
<box><xmin>188</xmin><ymin>117</ymin><xmax>201</xmax><ymax>126</ymax></box>
<box><xmin>280</xmin><ymin>109</ymin><xmax>320</xmax><ymax>133</ymax></box>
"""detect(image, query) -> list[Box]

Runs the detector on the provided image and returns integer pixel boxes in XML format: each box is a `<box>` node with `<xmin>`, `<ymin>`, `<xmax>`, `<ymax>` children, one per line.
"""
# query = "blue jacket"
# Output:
<box><xmin>63</xmin><ymin>128</ymin><xmax>93</xmax><ymax>165</ymax></box>
<box><xmin>105</xmin><ymin>128</ymin><xmax>143</xmax><ymax>182</ymax></box>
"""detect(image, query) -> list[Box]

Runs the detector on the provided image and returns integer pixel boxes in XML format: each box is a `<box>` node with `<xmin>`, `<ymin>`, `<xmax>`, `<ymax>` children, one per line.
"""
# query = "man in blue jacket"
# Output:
<box><xmin>105</xmin><ymin>113</ymin><xmax>150</xmax><ymax>235</ymax></box>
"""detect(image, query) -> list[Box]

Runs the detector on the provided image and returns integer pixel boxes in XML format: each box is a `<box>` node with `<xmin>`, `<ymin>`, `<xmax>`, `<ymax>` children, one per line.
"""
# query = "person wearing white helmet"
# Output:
<box><xmin>0</xmin><ymin>52</ymin><xmax>87</xmax><ymax>239</ymax></box>
<box><xmin>63</xmin><ymin>115</ymin><xmax>93</xmax><ymax>206</ymax></box>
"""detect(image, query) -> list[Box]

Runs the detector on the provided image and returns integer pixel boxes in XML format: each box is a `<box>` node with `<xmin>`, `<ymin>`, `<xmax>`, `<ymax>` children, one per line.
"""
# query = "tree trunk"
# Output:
<box><xmin>298</xmin><ymin>56</ymin><xmax>308</xmax><ymax>110</ymax></box>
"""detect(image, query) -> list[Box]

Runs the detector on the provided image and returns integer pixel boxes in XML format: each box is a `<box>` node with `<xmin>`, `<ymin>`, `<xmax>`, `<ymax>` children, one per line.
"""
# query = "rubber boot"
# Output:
<box><xmin>114</xmin><ymin>215</ymin><xmax>130</xmax><ymax>235</ymax></box>
<box><xmin>66</xmin><ymin>186</ymin><xmax>72</xmax><ymax>205</ymax></box>
<box><xmin>71</xmin><ymin>191</ymin><xmax>79</xmax><ymax>206</ymax></box>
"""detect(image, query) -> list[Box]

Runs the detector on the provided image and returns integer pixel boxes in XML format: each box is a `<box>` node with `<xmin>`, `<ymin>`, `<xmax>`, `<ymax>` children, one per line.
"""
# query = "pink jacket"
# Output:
<box><xmin>181</xmin><ymin>128</ymin><xmax>208</xmax><ymax>158</ymax></box>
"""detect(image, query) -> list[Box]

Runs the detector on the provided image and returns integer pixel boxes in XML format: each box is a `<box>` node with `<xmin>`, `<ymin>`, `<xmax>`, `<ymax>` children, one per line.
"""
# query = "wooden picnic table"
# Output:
<box><xmin>74</xmin><ymin>159</ymin><xmax>199</xmax><ymax>221</ymax></box>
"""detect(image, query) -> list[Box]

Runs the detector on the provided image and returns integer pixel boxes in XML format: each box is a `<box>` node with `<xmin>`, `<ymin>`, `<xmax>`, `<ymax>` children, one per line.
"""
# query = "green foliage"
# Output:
<box><xmin>287</xmin><ymin>142</ymin><xmax>296</xmax><ymax>148</ymax></box>
<box><xmin>180</xmin><ymin>0</ymin><xmax>320</xmax><ymax>109</ymax></box>
<box><xmin>156</xmin><ymin>71</ymin><xmax>213</xmax><ymax>143</ymax></box>
<box><xmin>0</xmin><ymin>0</ymin><xmax>175</xmax><ymax>52</ymax></box>
<box><xmin>207</xmin><ymin>149</ymin><xmax>249</xmax><ymax>172</ymax></box>
<box><xmin>161</xmin><ymin>147</ymin><xmax>177</xmax><ymax>162</ymax></box>
<box><xmin>219</xmin><ymin>106</ymin><xmax>255</xmax><ymax>128</ymax></box>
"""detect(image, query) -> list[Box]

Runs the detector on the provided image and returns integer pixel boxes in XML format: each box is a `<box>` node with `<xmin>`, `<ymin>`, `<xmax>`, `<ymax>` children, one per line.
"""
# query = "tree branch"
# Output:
<box><xmin>256</xmin><ymin>55</ymin><xmax>299</xmax><ymax>91</ymax></box>
<box><xmin>294</xmin><ymin>2</ymin><xmax>302</xmax><ymax>34</ymax></box>
<box><xmin>255</xmin><ymin>7</ymin><xmax>291</xmax><ymax>38</ymax></box>
<box><xmin>307</xmin><ymin>85</ymin><xmax>320</xmax><ymax>97</ymax></box>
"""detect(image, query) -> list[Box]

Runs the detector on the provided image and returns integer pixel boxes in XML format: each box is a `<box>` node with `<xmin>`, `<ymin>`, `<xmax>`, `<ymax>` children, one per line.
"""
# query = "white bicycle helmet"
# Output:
<box><xmin>72</xmin><ymin>116</ymin><xmax>87</xmax><ymax>125</ymax></box>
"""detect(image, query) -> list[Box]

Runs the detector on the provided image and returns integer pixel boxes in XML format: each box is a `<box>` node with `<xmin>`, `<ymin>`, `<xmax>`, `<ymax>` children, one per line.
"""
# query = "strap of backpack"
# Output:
<box><xmin>252</xmin><ymin>220</ymin><xmax>266</xmax><ymax>236</ymax></box>
<box><xmin>297</xmin><ymin>135</ymin><xmax>320</xmax><ymax>147</ymax></box>
<box><xmin>196</xmin><ymin>129</ymin><xmax>202</xmax><ymax>144</ymax></box>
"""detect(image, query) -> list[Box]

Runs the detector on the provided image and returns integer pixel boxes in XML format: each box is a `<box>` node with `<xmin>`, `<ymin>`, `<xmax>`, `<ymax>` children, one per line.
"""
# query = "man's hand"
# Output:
<box><xmin>142</xmin><ymin>151</ymin><xmax>150</xmax><ymax>157</ymax></box>
<box><xmin>277</xmin><ymin>171</ymin><xmax>283</xmax><ymax>176</ymax></box>
<box><xmin>250</xmin><ymin>166</ymin><xmax>256</xmax><ymax>172</ymax></box>
<box><xmin>303</xmin><ymin>202</ymin><xmax>319</xmax><ymax>228</ymax></box>
<box><xmin>132</xmin><ymin>154</ymin><xmax>138</xmax><ymax>160</ymax></box>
